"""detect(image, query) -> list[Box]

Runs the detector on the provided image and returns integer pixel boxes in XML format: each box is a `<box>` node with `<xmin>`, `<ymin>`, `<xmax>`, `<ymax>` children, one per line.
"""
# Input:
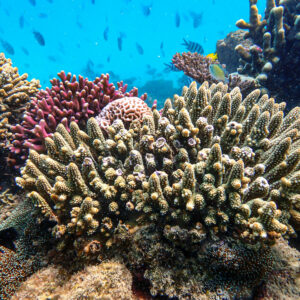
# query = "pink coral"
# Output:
<box><xmin>96</xmin><ymin>96</ymin><xmax>152</xmax><ymax>129</ymax></box>
<box><xmin>10</xmin><ymin>71</ymin><xmax>147</xmax><ymax>157</ymax></box>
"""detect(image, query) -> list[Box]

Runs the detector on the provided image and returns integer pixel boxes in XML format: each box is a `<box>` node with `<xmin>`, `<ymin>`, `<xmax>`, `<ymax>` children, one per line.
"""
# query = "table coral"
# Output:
<box><xmin>10</xmin><ymin>71</ymin><xmax>147</xmax><ymax>159</ymax></box>
<box><xmin>235</xmin><ymin>0</ymin><xmax>300</xmax><ymax>101</ymax></box>
<box><xmin>16</xmin><ymin>81</ymin><xmax>300</xmax><ymax>249</ymax></box>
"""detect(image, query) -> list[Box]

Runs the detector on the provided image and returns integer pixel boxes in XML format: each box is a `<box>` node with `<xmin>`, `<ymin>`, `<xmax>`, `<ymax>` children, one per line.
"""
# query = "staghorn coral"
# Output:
<box><xmin>13</xmin><ymin>261</ymin><xmax>134</xmax><ymax>300</ymax></box>
<box><xmin>0</xmin><ymin>53</ymin><xmax>40</xmax><ymax>150</ymax></box>
<box><xmin>172</xmin><ymin>52</ymin><xmax>258</xmax><ymax>96</ymax></box>
<box><xmin>11</xmin><ymin>71</ymin><xmax>147</xmax><ymax>159</ymax></box>
<box><xmin>235</xmin><ymin>0</ymin><xmax>300</xmax><ymax>101</ymax></box>
<box><xmin>16</xmin><ymin>81</ymin><xmax>300</xmax><ymax>249</ymax></box>
<box><xmin>96</xmin><ymin>96</ymin><xmax>152</xmax><ymax>130</ymax></box>
<box><xmin>0</xmin><ymin>245</ymin><xmax>32</xmax><ymax>300</ymax></box>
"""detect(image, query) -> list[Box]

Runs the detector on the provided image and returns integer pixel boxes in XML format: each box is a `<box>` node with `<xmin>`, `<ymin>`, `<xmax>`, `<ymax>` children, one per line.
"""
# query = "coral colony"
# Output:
<box><xmin>0</xmin><ymin>0</ymin><xmax>299</xmax><ymax>299</ymax></box>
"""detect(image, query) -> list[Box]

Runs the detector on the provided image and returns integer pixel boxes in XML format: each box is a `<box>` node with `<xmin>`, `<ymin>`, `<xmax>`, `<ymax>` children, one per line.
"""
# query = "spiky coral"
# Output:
<box><xmin>235</xmin><ymin>0</ymin><xmax>300</xmax><ymax>101</ymax></box>
<box><xmin>16</xmin><ymin>81</ymin><xmax>300</xmax><ymax>251</ymax></box>
<box><xmin>0</xmin><ymin>53</ymin><xmax>40</xmax><ymax>149</ymax></box>
<box><xmin>10</xmin><ymin>71</ymin><xmax>147</xmax><ymax>158</ymax></box>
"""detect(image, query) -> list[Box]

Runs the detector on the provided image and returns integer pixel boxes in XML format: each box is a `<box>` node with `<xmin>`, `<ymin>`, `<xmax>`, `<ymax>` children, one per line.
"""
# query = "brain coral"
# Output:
<box><xmin>16</xmin><ymin>81</ymin><xmax>300</xmax><ymax>253</ymax></box>
<box><xmin>10</xmin><ymin>71</ymin><xmax>147</xmax><ymax>158</ymax></box>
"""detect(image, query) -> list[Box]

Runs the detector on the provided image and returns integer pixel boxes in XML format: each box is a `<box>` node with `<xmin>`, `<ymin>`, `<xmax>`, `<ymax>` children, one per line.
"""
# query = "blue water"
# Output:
<box><xmin>0</xmin><ymin>0</ymin><xmax>265</xmax><ymax>104</ymax></box>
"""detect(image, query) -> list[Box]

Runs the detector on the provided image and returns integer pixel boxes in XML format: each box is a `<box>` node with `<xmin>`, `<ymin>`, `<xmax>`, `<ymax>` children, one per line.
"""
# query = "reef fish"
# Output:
<box><xmin>142</xmin><ymin>5</ymin><xmax>152</xmax><ymax>17</ymax></box>
<box><xmin>21</xmin><ymin>47</ymin><xmax>29</xmax><ymax>55</ymax></box>
<box><xmin>136</xmin><ymin>43</ymin><xmax>144</xmax><ymax>55</ymax></box>
<box><xmin>117</xmin><ymin>33</ymin><xmax>125</xmax><ymax>51</ymax></box>
<box><xmin>209</xmin><ymin>63</ymin><xmax>228</xmax><ymax>82</ymax></box>
<box><xmin>33</xmin><ymin>31</ymin><xmax>45</xmax><ymax>46</ymax></box>
<box><xmin>206</xmin><ymin>52</ymin><xmax>218</xmax><ymax>61</ymax></box>
<box><xmin>190</xmin><ymin>11</ymin><xmax>203</xmax><ymax>28</ymax></box>
<box><xmin>1</xmin><ymin>40</ymin><xmax>15</xmax><ymax>55</ymax></box>
<box><xmin>28</xmin><ymin>0</ymin><xmax>36</xmax><ymax>6</ymax></box>
<box><xmin>182</xmin><ymin>39</ymin><xmax>204</xmax><ymax>54</ymax></box>
<box><xmin>19</xmin><ymin>16</ymin><xmax>24</xmax><ymax>28</ymax></box>
<box><xmin>103</xmin><ymin>26</ymin><xmax>109</xmax><ymax>41</ymax></box>
<box><xmin>175</xmin><ymin>12</ymin><xmax>180</xmax><ymax>27</ymax></box>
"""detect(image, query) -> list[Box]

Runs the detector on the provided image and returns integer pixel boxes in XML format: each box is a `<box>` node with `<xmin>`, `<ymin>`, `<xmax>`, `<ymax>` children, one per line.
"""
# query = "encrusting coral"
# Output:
<box><xmin>16</xmin><ymin>81</ymin><xmax>300</xmax><ymax>248</ymax></box>
<box><xmin>235</xmin><ymin>0</ymin><xmax>300</xmax><ymax>101</ymax></box>
<box><xmin>10</xmin><ymin>71</ymin><xmax>147</xmax><ymax>159</ymax></box>
<box><xmin>12</xmin><ymin>261</ymin><xmax>134</xmax><ymax>300</ymax></box>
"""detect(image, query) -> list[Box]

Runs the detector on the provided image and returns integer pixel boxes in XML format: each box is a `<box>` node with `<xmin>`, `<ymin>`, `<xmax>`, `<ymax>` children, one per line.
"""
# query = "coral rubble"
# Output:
<box><xmin>15</xmin><ymin>81</ymin><xmax>300</xmax><ymax>298</ymax></box>
<box><xmin>235</xmin><ymin>0</ymin><xmax>300</xmax><ymax>101</ymax></box>
<box><xmin>13</xmin><ymin>261</ymin><xmax>133</xmax><ymax>300</ymax></box>
<box><xmin>10</xmin><ymin>71</ymin><xmax>147</xmax><ymax>158</ymax></box>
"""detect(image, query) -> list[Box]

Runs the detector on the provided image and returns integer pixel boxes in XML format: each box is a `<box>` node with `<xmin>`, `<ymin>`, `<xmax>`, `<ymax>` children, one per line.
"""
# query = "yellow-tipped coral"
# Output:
<box><xmin>16</xmin><ymin>81</ymin><xmax>300</xmax><ymax>251</ymax></box>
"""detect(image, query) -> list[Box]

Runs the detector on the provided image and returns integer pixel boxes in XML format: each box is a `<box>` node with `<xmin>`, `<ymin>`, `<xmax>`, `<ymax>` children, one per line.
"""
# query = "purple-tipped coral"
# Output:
<box><xmin>11</xmin><ymin>71</ymin><xmax>147</xmax><ymax>158</ymax></box>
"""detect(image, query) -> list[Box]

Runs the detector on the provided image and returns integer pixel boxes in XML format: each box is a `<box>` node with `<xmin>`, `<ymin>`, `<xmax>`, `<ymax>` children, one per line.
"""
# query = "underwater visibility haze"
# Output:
<box><xmin>0</xmin><ymin>0</ymin><xmax>299</xmax><ymax>299</ymax></box>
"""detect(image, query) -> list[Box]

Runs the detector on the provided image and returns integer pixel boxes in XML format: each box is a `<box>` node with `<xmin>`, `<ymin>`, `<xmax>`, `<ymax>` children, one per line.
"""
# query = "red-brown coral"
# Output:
<box><xmin>11</xmin><ymin>71</ymin><xmax>147</xmax><ymax>157</ymax></box>
<box><xmin>0</xmin><ymin>246</ymin><xmax>32</xmax><ymax>300</ymax></box>
<box><xmin>96</xmin><ymin>96</ymin><xmax>152</xmax><ymax>129</ymax></box>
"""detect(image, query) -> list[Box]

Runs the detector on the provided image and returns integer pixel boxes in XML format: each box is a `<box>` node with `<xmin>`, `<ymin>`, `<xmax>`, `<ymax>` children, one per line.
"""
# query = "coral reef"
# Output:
<box><xmin>15</xmin><ymin>81</ymin><xmax>300</xmax><ymax>298</ymax></box>
<box><xmin>13</xmin><ymin>261</ymin><xmax>134</xmax><ymax>300</ymax></box>
<box><xmin>11</xmin><ymin>71</ymin><xmax>147</xmax><ymax>158</ymax></box>
<box><xmin>16</xmin><ymin>81</ymin><xmax>300</xmax><ymax>250</ymax></box>
<box><xmin>0</xmin><ymin>245</ymin><xmax>32</xmax><ymax>300</ymax></box>
<box><xmin>216</xmin><ymin>29</ymin><xmax>253</xmax><ymax>73</ymax></box>
<box><xmin>172</xmin><ymin>52</ymin><xmax>258</xmax><ymax>96</ymax></box>
<box><xmin>235</xmin><ymin>0</ymin><xmax>300</xmax><ymax>101</ymax></box>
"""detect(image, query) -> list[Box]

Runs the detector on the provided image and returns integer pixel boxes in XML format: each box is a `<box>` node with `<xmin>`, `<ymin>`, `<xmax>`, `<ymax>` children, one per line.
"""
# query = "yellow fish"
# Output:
<box><xmin>209</xmin><ymin>63</ymin><xmax>228</xmax><ymax>82</ymax></box>
<box><xmin>206</xmin><ymin>52</ymin><xmax>218</xmax><ymax>61</ymax></box>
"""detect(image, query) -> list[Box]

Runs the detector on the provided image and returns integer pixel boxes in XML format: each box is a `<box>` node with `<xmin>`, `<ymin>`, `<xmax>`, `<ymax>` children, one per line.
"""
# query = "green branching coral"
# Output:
<box><xmin>16</xmin><ymin>81</ymin><xmax>300</xmax><ymax>251</ymax></box>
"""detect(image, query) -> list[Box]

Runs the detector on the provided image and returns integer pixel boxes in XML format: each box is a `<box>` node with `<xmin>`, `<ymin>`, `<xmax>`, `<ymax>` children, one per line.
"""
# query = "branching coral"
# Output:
<box><xmin>16</xmin><ymin>81</ymin><xmax>300</xmax><ymax>251</ymax></box>
<box><xmin>172</xmin><ymin>52</ymin><xmax>258</xmax><ymax>96</ymax></box>
<box><xmin>10</xmin><ymin>71</ymin><xmax>147</xmax><ymax>158</ymax></box>
<box><xmin>0</xmin><ymin>53</ymin><xmax>40</xmax><ymax>150</ymax></box>
<box><xmin>235</xmin><ymin>0</ymin><xmax>300</xmax><ymax>101</ymax></box>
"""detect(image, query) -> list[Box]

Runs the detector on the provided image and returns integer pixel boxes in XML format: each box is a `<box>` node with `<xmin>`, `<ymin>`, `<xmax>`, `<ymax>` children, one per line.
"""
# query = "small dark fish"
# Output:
<box><xmin>1</xmin><ymin>40</ymin><xmax>15</xmax><ymax>55</ymax></box>
<box><xmin>182</xmin><ymin>39</ymin><xmax>204</xmax><ymax>54</ymax></box>
<box><xmin>21</xmin><ymin>47</ymin><xmax>29</xmax><ymax>55</ymax></box>
<box><xmin>117</xmin><ymin>33</ymin><xmax>125</xmax><ymax>51</ymax></box>
<box><xmin>38</xmin><ymin>13</ymin><xmax>48</xmax><ymax>18</ymax></box>
<box><xmin>91</xmin><ymin>0</ymin><xmax>95</xmax><ymax>4</ymax></box>
<box><xmin>160</xmin><ymin>42</ymin><xmax>163</xmax><ymax>49</ymax></box>
<box><xmin>164</xmin><ymin>62</ymin><xmax>180</xmax><ymax>73</ymax></box>
<box><xmin>47</xmin><ymin>0</ymin><xmax>53</xmax><ymax>3</ymax></box>
<box><xmin>142</xmin><ymin>5</ymin><xmax>152</xmax><ymax>17</ymax></box>
<box><xmin>136</xmin><ymin>43</ymin><xmax>144</xmax><ymax>55</ymax></box>
<box><xmin>19</xmin><ymin>16</ymin><xmax>24</xmax><ymax>28</ymax></box>
<box><xmin>190</xmin><ymin>12</ymin><xmax>203</xmax><ymax>28</ymax></box>
<box><xmin>175</xmin><ymin>12</ymin><xmax>180</xmax><ymax>28</ymax></box>
<box><xmin>107</xmin><ymin>56</ymin><xmax>110</xmax><ymax>62</ymax></box>
<box><xmin>28</xmin><ymin>0</ymin><xmax>36</xmax><ymax>6</ymax></box>
<box><xmin>48</xmin><ymin>55</ymin><xmax>56</xmax><ymax>62</ymax></box>
<box><xmin>103</xmin><ymin>26</ymin><xmax>109</xmax><ymax>41</ymax></box>
<box><xmin>33</xmin><ymin>31</ymin><xmax>45</xmax><ymax>46</ymax></box>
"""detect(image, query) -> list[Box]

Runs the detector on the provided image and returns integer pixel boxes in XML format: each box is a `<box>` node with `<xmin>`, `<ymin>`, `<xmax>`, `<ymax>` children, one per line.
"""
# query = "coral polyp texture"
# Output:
<box><xmin>16</xmin><ymin>81</ymin><xmax>300</xmax><ymax>250</ymax></box>
<box><xmin>0</xmin><ymin>53</ymin><xmax>40</xmax><ymax>149</ymax></box>
<box><xmin>172</xmin><ymin>52</ymin><xmax>258</xmax><ymax>96</ymax></box>
<box><xmin>235</xmin><ymin>0</ymin><xmax>300</xmax><ymax>101</ymax></box>
<box><xmin>11</xmin><ymin>71</ymin><xmax>147</xmax><ymax>159</ymax></box>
